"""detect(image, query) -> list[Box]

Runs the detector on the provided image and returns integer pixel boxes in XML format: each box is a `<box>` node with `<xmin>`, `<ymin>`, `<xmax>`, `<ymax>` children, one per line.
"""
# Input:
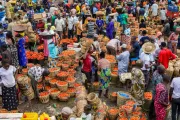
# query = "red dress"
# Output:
<box><xmin>154</xmin><ymin>83</ymin><xmax>169</xmax><ymax>120</ymax></box>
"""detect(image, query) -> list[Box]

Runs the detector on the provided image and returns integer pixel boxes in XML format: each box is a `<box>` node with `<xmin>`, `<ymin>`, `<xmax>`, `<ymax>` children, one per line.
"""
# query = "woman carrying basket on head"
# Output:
<box><xmin>98</xmin><ymin>51</ymin><xmax>111</xmax><ymax>98</ymax></box>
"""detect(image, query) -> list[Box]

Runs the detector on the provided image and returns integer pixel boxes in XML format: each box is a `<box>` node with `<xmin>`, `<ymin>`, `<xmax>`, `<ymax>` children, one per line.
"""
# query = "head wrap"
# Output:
<box><xmin>61</xmin><ymin>107</ymin><xmax>73</xmax><ymax>115</ymax></box>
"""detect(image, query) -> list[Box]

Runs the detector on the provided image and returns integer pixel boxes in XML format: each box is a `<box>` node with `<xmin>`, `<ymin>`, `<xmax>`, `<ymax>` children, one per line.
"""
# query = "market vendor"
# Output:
<box><xmin>39</xmin><ymin>23</ymin><xmax>56</xmax><ymax>58</ymax></box>
<box><xmin>106</xmin><ymin>36</ymin><xmax>121</xmax><ymax>56</ymax></box>
<box><xmin>130</xmin><ymin>60</ymin><xmax>145</xmax><ymax>103</ymax></box>
<box><xmin>116</xmin><ymin>44</ymin><xmax>130</xmax><ymax>75</ymax></box>
<box><xmin>28</xmin><ymin>66</ymin><xmax>50</xmax><ymax>98</ymax></box>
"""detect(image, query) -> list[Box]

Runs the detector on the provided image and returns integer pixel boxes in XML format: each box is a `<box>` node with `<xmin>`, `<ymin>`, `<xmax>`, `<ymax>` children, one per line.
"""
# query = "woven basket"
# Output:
<box><xmin>93</xmin><ymin>82</ymin><xmax>99</xmax><ymax>91</ymax></box>
<box><xmin>142</xmin><ymin>99</ymin><xmax>152</xmax><ymax>112</ymax></box>
<box><xmin>118</xmin><ymin>110</ymin><xmax>127</xmax><ymax>118</ymax></box>
<box><xmin>27</xmin><ymin>63</ymin><xmax>34</xmax><ymax>69</ymax></box>
<box><xmin>27</xmin><ymin>90</ymin><xmax>35</xmax><ymax>100</ymax></box>
<box><xmin>57</xmin><ymin>83</ymin><xmax>68</xmax><ymax>92</ymax></box>
<box><xmin>111</xmin><ymin>74</ymin><xmax>118</xmax><ymax>84</ymax></box>
<box><xmin>109</xmin><ymin>93</ymin><xmax>117</xmax><ymax>102</ymax></box>
<box><xmin>39</xmin><ymin>94</ymin><xmax>49</xmax><ymax>103</ymax></box>
<box><xmin>129</xmin><ymin>116</ymin><xmax>140</xmax><ymax>120</ymax></box>
<box><xmin>68</xmin><ymin>91</ymin><xmax>75</xmax><ymax>97</ymax></box>
<box><xmin>50</xmin><ymin>89</ymin><xmax>60</xmax><ymax>100</ymax></box>
<box><xmin>108</xmin><ymin>108</ymin><xmax>119</xmax><ymax>120</ymax></box>
<box><xmin>117</xmin><ymin>91</ymin><xmax>131</xmax><ymax>107</ymax></box>
<box><xmin>45</xmin><ymin>76</ymin><xmax>52</xmax><ymax>84</ymax></box>
<box><xmin>49</xmin><ymin>67</ymin><xmax>60</xmax><ymax>77</ymax></box>
<box><xmin>58</xmin><ymin>94</ymin><xmax>70</xmax><ymax>102</ymax></box>
<box><xmin>57</xmin><ymin>75</ymin><xmax>68</xmax><ymax>81</ymax></box>
<box><xmin>49</xmin><ymin>82</ymin><xmax>56</xmax><ymax>88</ymax></box>
<box><xmin>87</xmin><ymin>92</ymin><xmax>98</xmax><ymax>105</ymax></box>
<box><xmin>67</xmin><ymin>78</ymin><xmax>76</xmax><ymax>87</ymax></box>
<box><xmin>110</xmin><ymin>62</ymin><xmax>116</xmax><ymax>69</ymax></box>
<box><xmin>63</xmin><ymin>61</ymin><xmax>71</xmax><ymax>66</ymax></box>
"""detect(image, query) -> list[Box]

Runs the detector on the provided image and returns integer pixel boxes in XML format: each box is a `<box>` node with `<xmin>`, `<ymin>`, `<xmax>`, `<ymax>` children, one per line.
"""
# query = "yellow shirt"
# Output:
<box><xmin>76</xmin><ymin>5</ymin><xmax>80</xmax><ymax>14</ymax></box>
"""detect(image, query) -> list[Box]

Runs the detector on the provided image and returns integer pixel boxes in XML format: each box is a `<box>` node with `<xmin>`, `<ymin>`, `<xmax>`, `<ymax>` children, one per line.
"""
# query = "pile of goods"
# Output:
<box><xmin>16</xmin><ymin>74</ymin><xmax>35</xmax><ymax>100</ymax></box>
<box><xmin>166</xmin><ymin>58</ymin><xmax>180</xmax><ymax>79</ymax></box>
<box><xmin>142</xmin><ymin>92</ymin><xmax>153</xmax><ymax>112</ymax></box>
<box><xmin>106</xmin><ymin>93</ymin><xmax>147</xmax><ymax>120</ymax></box>
<box><xmin>80</xmin><ymin>37</ymin><xmax>94</xmax><ymax>54</ymax></box>
<box><xmin>73</xmin><ymin>86</ymin><xmax>88</xmax><ymax>117</ymax></box>
<box><xmin>26</xmin><ymin>51</ymin><xmax>44</xmax><ymax>64</ymax></box>
<box><xmin>37</xmin><ymin>49</ymin><xmax>79</xmax><ymax>103</ymax></box>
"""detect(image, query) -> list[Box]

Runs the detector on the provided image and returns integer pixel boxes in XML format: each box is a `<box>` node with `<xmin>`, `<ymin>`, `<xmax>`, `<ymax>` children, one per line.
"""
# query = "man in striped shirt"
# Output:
<box><xmin>87</xmin><ymin>18</ymin><xmax>95</xmax><ymax>38</ymax></box>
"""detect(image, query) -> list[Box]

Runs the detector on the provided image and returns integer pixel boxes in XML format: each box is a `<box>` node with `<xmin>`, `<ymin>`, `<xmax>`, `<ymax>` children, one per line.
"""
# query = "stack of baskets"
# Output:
<box><xmin>16</xmin><ymin>74</ymin><xmax>34</xmax><ymax>100</ymax></box>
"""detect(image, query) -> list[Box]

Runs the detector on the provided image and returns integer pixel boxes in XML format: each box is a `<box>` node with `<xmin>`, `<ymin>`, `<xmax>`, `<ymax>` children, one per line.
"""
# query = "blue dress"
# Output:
<box><xmin>18</xmin><ymin>37</ymin><xmax>27</xmax><ymax>67</ymax></box>
<box><xmin>106</xmin><ymin>21</ymin><xmax>114</xmax><ymax>39</ymax></box>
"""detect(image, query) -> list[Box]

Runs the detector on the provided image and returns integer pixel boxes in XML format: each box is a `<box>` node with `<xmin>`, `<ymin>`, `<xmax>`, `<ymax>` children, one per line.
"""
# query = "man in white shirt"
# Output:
<box><xmin>151</xmin><ymin>2</ymin><xmax>158</xmax><ymax>17</ymax></box>
<box><xmin>55</xmin><ymin>15</ymin><xmax>65</xmax><ymax>40</ymax></box>
<box><xmin>170</xmin><ymin>77</ymin><xmax>180</xmax><ymax>120</ymax></box>
<box><xmin>106</xmin><ymin>36</ymin><xmax>121</xmax><ymax>56</ymax></box>
<box><xmin>49</xmin><ymin>4</ymin><xmax>58</xmax><ymax>16</ymax></box>
<box><xmin>140</xmin><ymin>42</ymin><xmax>155</xmax><ymax>88</ymax></box>
<box><xmin>68</xmin><ymin>14</ymin><xmax>75</xmax><ymax>39</ymax></box>
<box><xmin>160</xmin><ymin>8</ymin><xmax>167</xmax><ymax>24</ymax></box>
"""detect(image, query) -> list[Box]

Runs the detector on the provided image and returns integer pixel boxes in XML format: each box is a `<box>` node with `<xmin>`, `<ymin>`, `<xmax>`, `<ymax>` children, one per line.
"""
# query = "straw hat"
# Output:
<box><xmin>13</xmin><ymin>25</ymin><xmax>27</xmax><ymax>32</ymax></box>
<box><xmin>142</xmin><ymin>42</ymin><xmax>156</xmax><ymax>54</ymax></box>
<box><xmin>174</xmin><ymin>18</ymin><xmax>180</xmax><ymax>23</ymax></box>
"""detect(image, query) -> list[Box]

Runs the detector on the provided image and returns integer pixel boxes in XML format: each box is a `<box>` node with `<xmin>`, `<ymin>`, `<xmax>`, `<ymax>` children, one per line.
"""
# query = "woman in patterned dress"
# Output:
<box><xmin>130</xmin><ymin>60</ymin><xmax>145</xmax><ymax>104</ymax></box>
<box><xmin>154</xmin><ymin>74</ymin><xmax>170</xmax><ymax>120</ymax></box>
<box><xmin>98</xmin><ymin>51</ymin><xmax>111</xmax><ymax>98</ymax></box>
<box><xmin>0</xmin><ymin>59</ymin><xmax>18</xmax><ymax>111</ymax></box>
<box><xmin>6</xmin><ymin>31</ymin><xmax>19</xmax><ymax>68</ymax></box>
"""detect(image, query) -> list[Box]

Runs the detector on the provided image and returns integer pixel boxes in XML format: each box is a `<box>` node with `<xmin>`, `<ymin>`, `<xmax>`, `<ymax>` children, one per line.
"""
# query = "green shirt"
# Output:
<box><xmin>121</xmin><ymin>13</ymin><xmax>128</xmax><ymax>25</ymax></box>
<box><xmin>51</xmin><ymin>15</ymin><xmax>56</xmax><ymax>26</ymax></box>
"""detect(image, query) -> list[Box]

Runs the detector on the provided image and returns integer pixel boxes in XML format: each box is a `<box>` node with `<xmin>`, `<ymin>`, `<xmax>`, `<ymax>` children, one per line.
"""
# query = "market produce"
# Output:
<box><xmin>57</xmin><ymin>92</ymin><xmax>70</xmax><ymax>101</ymax></box>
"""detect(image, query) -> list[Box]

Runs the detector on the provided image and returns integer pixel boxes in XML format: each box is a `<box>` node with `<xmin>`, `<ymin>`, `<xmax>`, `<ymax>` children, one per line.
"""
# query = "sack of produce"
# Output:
<box><xmin>76</xmin><ymin>86</ymin><xmax>87</xmax><ymax>101</ymax></box>
<box><xmin>95</xmin><ymin>102</ymin><xmax>108</xmax><ymax>120</ymax></box>
<box><xmin>166</xmin><ymin>66</ymin><xmax>174</xmax><ymax>79</ymax></box>
<box><xmin>76</xmin><ymin>100</ymin><xmax>87</xmax><ymax>117</ymax></box>
<box><xmin>174</xmin><ymin>67</ymin><xmax>180</xmax><ymax>77</ymax></box>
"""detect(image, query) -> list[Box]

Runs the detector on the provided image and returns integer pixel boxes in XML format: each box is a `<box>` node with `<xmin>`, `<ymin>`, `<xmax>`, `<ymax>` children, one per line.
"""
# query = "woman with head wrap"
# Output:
<box><xmin>130</xmin><ymin>60</ymin><xmax>145</xmax><ymax>103</ymax></box>
<box><xmin>56</xmin><ymin>107</ymin><xmax>73</xmax><ymax>120</ymax></box>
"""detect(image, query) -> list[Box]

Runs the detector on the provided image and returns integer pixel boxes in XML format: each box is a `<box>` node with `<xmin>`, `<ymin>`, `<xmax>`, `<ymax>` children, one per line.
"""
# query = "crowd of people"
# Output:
<box><xmin>1</xmin><ymin>0</ymin><xmax>180</xmax><ymax>119</ymax></box>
